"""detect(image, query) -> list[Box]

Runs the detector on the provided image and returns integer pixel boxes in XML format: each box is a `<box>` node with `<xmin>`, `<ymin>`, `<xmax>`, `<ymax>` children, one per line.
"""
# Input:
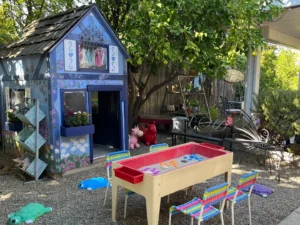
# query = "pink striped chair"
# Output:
<box><xmin>226</xmin><ymin>171</ymin><xmax>258</xmax><ymax>225</ymax></box>
<box><xmin>169</xmin><ymin>182</ymin><xmax>229</xmax><ymax>225</ymax></box>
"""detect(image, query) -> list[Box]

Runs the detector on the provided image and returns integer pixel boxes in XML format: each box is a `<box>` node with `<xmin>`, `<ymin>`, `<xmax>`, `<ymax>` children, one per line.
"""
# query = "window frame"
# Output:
<box><xmin>60</xmin><ymin>88</ymin><xmax>88</xmax><ymax>127</ymax></box>
<box><xmin>77</xmin><ymin>41</ymin><xmax>110</xmax><ymax>73</ymax></box>
<box><xmin>9</xmin><ymin>88</ymin><xmax>25</xmax><ymax>109</ymax></box>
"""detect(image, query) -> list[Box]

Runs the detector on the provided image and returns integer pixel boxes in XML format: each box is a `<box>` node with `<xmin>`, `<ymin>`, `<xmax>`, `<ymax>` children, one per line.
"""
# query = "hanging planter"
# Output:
<box><xmin>14</xmin><ymin>104</ymin><xmax>45</xmax><ymax>126</ymax></box>
<box><xmin>17</xmin><ymin>153</ymin><xmax>48</xmax><ymax>179</ymax></box>
<box><xmin>5</xmin><ymin>122</ymin><xmax>23</xmax><ymax>132</ymax></box>
<box><xmin>14</xmin><ymin>127</ymin><xmax>46</xmax><ymax>153</ymax></box>
<box><xmin>61</xmin><ymin>124</ymin><xmax>95</xmax><ymax>137</ymax></box>
<box><xmin>5</xmin><ymin>109</ymin><xmax>23</xmax><ymax>132</ymax></box>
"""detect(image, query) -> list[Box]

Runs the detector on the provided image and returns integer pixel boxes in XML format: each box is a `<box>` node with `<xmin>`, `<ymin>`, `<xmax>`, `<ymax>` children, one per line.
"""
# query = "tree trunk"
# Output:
<box><xmin>127</xmin><ymin>64</ymin><xmax>180</xmax><ymax>129</ymax></box>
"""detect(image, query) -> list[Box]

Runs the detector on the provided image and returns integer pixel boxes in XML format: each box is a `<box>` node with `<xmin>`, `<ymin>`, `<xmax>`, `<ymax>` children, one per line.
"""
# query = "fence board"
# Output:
<box><xmin>139</xmin><ymin>72</ymin><xmax>238</xmax><ymax>116</ymax></box>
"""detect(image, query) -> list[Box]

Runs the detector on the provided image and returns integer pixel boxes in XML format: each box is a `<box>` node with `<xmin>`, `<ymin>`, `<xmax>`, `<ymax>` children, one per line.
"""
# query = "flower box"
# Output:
<box><xmin>15</xmin><ymin>104</ymin><xmax>45</xmax><ymax>126</ymax></box>
<box><xmin>60</xmin><ymin>124</ymin><xmax>95</xmax><ymax>137</ymax></box>
<box><xmin>14</xmin><ymin>127</ymin><xmax>46</xmax><ymax>153</ymax></box>
<box><xmin>5</xmin><ymin>122</ymin><xmax>23</xmax><ymax>132</ymax></box>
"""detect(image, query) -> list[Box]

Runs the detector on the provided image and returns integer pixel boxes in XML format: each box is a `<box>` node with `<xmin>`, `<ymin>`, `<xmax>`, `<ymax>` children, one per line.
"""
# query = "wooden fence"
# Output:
<box><xmin>139</xmin><ymin>71</ymin><xmax>238</xmax><ymax>116</ymax></box>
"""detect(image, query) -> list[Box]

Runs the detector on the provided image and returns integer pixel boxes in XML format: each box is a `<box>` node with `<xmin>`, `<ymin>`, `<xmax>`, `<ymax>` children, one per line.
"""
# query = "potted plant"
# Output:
<box><xmin>185</xmin><ymin>83</ymin><xmax>193</xmax><ymax>92</ymax></box>
<box><xmin>5</xmin><ymin>109</ymin><xmax>23</xmax><ymax>132</ymax></box>
<box><xmin>61</xmin><ymin>111</ymin><xmax>95</xmax><ymax>137</ymax></box>
<box><xmin>189</xmin><ymin>100</ymin><xmax>200</xmax><ymax>113</ymax></box>
<box><xmin>184</xmin><ymin>99</ymin><xmax>191</xmax><ymax>115</ymax></box>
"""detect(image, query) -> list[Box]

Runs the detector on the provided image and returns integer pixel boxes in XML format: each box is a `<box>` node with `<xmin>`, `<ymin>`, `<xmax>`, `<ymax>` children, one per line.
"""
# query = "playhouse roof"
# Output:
<box><xmin>0</xmin><ymin>4</ymin><xmax>128</xmax><ymax>59</ymax></box>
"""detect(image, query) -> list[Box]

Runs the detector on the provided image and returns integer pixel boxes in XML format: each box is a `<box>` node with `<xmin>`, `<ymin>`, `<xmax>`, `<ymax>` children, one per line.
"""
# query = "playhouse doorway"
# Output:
<box><xmin>91</xmin><ymin>91</ymin><xmax>121</xmax><ymax>159</ymax></box>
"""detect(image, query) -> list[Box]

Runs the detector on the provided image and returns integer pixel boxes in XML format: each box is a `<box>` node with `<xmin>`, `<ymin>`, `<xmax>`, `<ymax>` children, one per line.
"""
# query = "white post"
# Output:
<box><xmin>244</xmin><ymin>48</ymin><xmax>254</xmax><ymax>115</ymax></box>
<box><xmin>251</xmin><ymin>46</ymin><xmax>261</xmax><ymax>111</ymax></box>
<box><xmin>244</xmin><ymin>47</ymin><xmax>261</xmax><ymax>115</ymax></box>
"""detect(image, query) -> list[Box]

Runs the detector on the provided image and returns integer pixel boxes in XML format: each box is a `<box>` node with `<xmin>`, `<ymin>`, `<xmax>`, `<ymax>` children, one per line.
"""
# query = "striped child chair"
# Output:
<box><xmin>169</xmin><ymin>182</ymin><xmax>229</xmax><ymax>225</ymax></box>
<box><xmin>225</xmin><ymin>171</ymin><xmax>258</xmax><ymax>225</ymax></box>
<box><xmin>104</xmin><ymin>150</ymin><xmax>134</xmax><ymax>219</ymax></box>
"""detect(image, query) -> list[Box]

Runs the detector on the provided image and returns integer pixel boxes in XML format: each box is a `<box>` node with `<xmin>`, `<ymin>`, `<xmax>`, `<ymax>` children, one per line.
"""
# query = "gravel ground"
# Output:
<box><xmin>1</xmin><ymin>133</ymin><xmax>300</xmax><ymax>225</ymax></box>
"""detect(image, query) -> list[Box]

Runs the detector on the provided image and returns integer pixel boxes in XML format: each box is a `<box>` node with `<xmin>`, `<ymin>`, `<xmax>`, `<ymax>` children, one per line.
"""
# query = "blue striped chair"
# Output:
<box><xmin>104</xmin><ymin>150</ymin><xmax>134</xmax><ymax>219</ymax></box>
<box><xmin>149</xmin><ymin>143</ymin><xmax>169</xmax><ymax>152</ymax></box>
<box><xmin>226</xmin><ymin>171</ymin><xmax>258</xmax><ymax>225</ymax></box>
<box><xmin>169</xmin><ymin>182</ymin><xmax>229</xmax><ymax>225</ymax></box>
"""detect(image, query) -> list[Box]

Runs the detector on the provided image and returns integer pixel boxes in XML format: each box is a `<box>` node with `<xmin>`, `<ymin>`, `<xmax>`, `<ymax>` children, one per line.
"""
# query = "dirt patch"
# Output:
<box><xmin>0</xmin><ymin>151</ymin><xmax>27</xmax><ymax>180</ymax></box>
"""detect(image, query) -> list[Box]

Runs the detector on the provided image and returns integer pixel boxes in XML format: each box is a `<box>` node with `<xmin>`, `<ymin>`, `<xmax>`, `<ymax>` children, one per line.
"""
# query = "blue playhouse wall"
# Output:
<box><xmin>0</xmin><ymin>55</ymin><xmax>51</xmax><ymax>141</ymax></box>
<box><xmin>0</xmin><ymin>55</ymin><xmax>53</xmax><ymax>171</ymax></box>
<box><xmin>47</xmin><ymin>8</ymin><xmax>128</xmax><ymax>173</ymax></box>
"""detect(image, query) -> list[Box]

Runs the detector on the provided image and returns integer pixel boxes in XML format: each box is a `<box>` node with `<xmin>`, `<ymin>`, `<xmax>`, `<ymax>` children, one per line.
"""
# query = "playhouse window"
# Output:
<box><xmin>10</xmin><ymin>89</ymin><xmax>25</xmax><ymax>108</ymax></box>
<box><xmin>78</xmin><ymin>43</ymin><xmax>108</xmax><ymax>70</ymax></box>
<box><xmin>63</xmin><ymin>90</ymin><xmax>86</xmax><ymax>115</ymax></box>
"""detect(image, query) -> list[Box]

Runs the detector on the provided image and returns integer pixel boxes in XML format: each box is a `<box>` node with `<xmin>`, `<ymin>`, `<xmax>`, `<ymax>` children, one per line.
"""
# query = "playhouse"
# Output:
<box><xmin>0</xmin><ymin>4</ymin><xmax>129</xmax><ymax>174</ymax></box>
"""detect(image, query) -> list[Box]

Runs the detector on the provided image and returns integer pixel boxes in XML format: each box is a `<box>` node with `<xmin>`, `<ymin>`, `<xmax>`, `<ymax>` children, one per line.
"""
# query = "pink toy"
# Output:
<box><xmin>129</xmin><ymin>126</ymin><xmax>144</xmax><ymax>150</ymax></box>
<box><xmin>140</xmin><ymin>122</ymin><xmax>157</xmax><ymax>146</ymax></box>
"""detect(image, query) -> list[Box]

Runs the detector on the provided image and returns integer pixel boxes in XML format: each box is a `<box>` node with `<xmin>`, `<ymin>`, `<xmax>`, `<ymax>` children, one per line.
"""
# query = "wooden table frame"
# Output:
<box><xmin>111</xmin><ymin>143</ymin><xmax>233</xmax><ymax>225</ymax></box>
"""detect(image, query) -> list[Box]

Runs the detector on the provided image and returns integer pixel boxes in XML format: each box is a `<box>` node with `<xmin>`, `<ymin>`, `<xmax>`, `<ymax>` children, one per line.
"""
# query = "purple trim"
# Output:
<box><xmin>60</xmin><ymin>124</ymin><xmax>95</xmax><ymax>137</ymax></box>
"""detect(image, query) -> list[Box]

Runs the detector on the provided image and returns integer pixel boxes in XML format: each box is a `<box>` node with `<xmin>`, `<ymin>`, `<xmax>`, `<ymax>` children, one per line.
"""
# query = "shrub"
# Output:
<box><xmin>254</xmin><ymin>89</ymin><xmax>300</xmax><ymax>139</ymax></box>
<box><xmin>6</xmin><ymin>109</ymin><xmax>21</xmax><ymax>123</ymax></box>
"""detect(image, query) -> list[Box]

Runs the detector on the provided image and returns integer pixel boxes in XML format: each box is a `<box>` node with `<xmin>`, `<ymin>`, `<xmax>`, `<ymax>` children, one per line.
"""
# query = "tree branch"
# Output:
<box><xmin>119</xmin><ymin>2</ymin><xmax>131</xmax><ymax>25</ymax></box>
<box><xmin>132</xmin><ymin>73</ymin><xmax>138</xmax><ymax>86</ymax></box>
<box><xmin>39</xmin><ymin>0</ymin><xmax>46</xmax><ymax>18</ymax></box>
<box><xmin>141</xmin><ymin>71</ymin><xmax>179</xmax><ymax>105</ymax></box>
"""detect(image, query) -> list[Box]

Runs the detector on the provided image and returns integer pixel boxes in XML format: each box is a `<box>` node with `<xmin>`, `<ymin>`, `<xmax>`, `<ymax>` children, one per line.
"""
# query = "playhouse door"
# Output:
<box><xmin>92</xmin><ymin>91</ymin><xmax>120</xmax><ymax>148</ymax></box>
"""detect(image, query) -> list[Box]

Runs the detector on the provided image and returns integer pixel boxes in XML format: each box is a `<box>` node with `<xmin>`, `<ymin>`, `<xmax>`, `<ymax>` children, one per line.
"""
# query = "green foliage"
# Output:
<box><xmin>189</xmin><ymin>100</ymin><xmax>200</xmax><ymax>107</ymax></box>
<box><xmin>115</xmin><ymin>0</ymin><xmax>282</xmax><ymax>77</ymax></box>
<box><xmin>209</xmin><ymin>106</ymin><xmax>219</xmax><ymax>121</ymax></box>
<box><xmin>260</xmin><ymin>45</ymin><xmax>300</xmax><ymax>92</ymax></box>
<box><xmin>64</xmin><ymin>111</ymin><xmax>90</xmax><ymax>127</ymax></box>
<box><xmin>255</xmin><ymin>89</ymin><xmax>300</xmax><ymax>138</ymax></box>
<box><xmin>0</xmin><ymin>5</ymin><xmax>19</xmax><ymax>45</ymax></box>
<box><xmin>6</xmin><ymin>109</ymin><xmax>21</xmax><ymax>123</ymax></box>
<box><xmin>0</xmin><ymin>0</ymin><xmax>76</xmax><ymax>44</ymax></box>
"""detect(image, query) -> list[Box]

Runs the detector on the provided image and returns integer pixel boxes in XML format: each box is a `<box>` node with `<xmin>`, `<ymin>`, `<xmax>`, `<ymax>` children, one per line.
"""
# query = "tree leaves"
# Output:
<box><xmin>260</xmin><ymin>45</ymin><xmax>300</xmax><ymax>92</ymax></box>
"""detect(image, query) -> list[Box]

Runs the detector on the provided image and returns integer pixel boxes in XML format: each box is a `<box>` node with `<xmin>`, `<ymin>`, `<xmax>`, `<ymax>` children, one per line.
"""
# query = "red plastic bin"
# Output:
<box><xmin>200</xmin><ymin>142</ymin><xmax>224</xmax><ymax>150</ymax></box>
<box><xmin>114</xmin><ymin>166</ymin><xmax>144</xmax><ymax>184</ymax></box>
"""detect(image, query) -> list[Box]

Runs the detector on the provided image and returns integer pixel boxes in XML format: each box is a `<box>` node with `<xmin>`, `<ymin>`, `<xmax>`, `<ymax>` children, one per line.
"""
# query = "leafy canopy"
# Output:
<box><xmin>260</xmin><ymin>45</ymin><xmax>300</xmax><ymax>92</ymax></box>
<box><xmin>0</xmin><ymin>0</ymin><xmax>77</xmax><ymax>45</ymax></box>
<box><xmin>115</xmin><ymin>0</ymin><xmax>282</xmax><ymax>78</ymax></box>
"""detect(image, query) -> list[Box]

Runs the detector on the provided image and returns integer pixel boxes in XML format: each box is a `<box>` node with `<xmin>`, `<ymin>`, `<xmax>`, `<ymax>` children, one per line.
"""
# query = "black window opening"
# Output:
<box><xmin>10</xmin><ymin>89</ymin><xmax>25</xmax><ymax>109</ymax></box>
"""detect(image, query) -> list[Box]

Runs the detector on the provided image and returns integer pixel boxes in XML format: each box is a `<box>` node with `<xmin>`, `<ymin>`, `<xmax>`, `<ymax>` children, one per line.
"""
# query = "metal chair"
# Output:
<box><xmin>169</xmin><ymin>182</ymin><xmax>228</xmax><ymax>225</ymax></box>
<box><xmin>225</xmin><ymin>171</ymin><xmax>258</xmax><ymax>225</ymax></box>
<box><xmin>104</xmin><ymin>150</ymin><xmax>134</xmax><ymax>219</ymax></box>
